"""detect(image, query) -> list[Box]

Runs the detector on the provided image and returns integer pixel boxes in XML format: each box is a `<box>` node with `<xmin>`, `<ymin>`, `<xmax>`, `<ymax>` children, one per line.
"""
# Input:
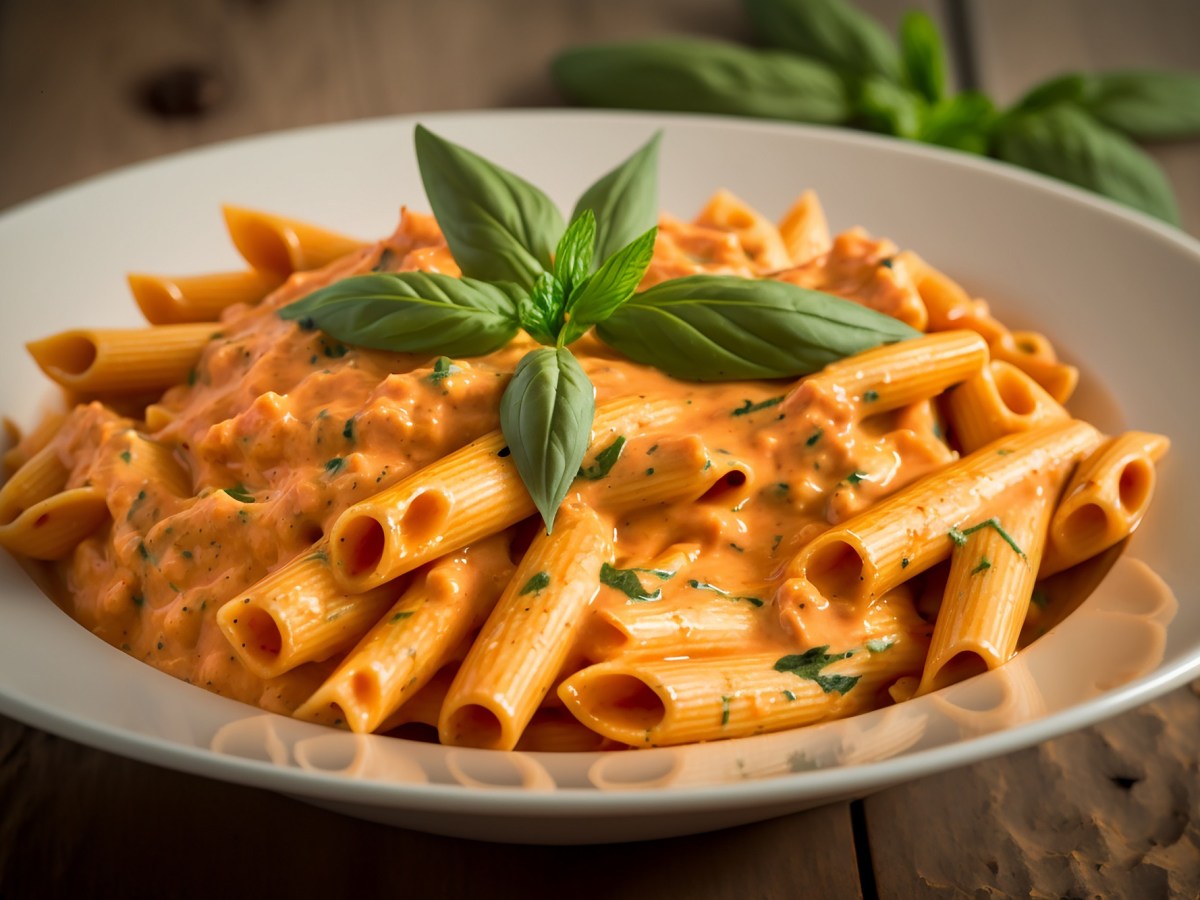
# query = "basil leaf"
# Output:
<box><xmin>499</xmin><ymin>347</ymin><xmax>596</xmax><ymax>532</ymax></box>
<box><xmin>918</xmin><ymin>91</ymin><xmax>996</xmax><ymax>155</ymax></box>
<box><xmin>595</xmin><ymin>274</ymin><xmax>919</xmax><ymax>381</ymax></box>
<box><xmin>857</xmin><ymin>76</ymin><xmax>927</xmax><ymax>139</ymax></box>
<box><xmin>279</xmin><ymin>272</ymin><xmax>521</xmax><ymax>356</ymax></box>
<box><xmin>571</xmin><ymin>132</ymin><xmax>661</xmax><ymax>268</ymax></box>
<box><xmin>552</xmin><ymin>39</ymin><xmax>850</xmax><ymax>125</ymax></box>
<box><xmin>554</xmin><ymin>210</ymin><xmax>596</xmax><ymax>298</ymax></box>
<box><xmin>414</xmin><ymin>124</ymin><xmax>565</xmax><ymax>291</ymax></box>
<box><xmin>1024</xmin><ymin>71</ymin><xmax>1200</xmax><ymax>141</ymax></box>
<box><xmin>744</xmin><ymin>0</ymin><xmax>902</xmax><ymax>84</ymax></box>
<box><xmin>561</xmin><ymin>226</ymin><xmax>657</xmax><ymax>345</ymax></box>
<box><xmin>519</xmin><ymin>271</ymin><xmax>566</xmax><ymax>346</ymax></box>
<box><xmin>899</xmin><ymin>10</ymin><xmax>946</xmax><ymax>104</ymax></box>
<box><xmin>992</xmin><ymin>105</ymin><xmax>1180</xmax><ymax>225</ymax></box>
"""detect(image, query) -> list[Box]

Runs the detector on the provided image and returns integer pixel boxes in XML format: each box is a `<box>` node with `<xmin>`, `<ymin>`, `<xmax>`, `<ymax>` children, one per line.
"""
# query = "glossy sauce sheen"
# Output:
<box><xmin>48</xmin><ymin>211</ymin><xmax>944</xmax><ymax>718</ymax></box>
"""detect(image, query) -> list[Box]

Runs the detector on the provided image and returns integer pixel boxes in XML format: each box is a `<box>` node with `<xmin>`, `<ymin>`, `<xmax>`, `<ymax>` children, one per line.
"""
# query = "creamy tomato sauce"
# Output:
<box><xmin>42</xmin><ymin>207</ymin><xmax>946</xmax><ymax>725</ymax></box>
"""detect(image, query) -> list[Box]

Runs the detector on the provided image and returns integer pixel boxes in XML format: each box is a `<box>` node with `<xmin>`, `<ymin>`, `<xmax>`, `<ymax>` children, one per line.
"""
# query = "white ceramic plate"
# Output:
<box><xmin>0</xmin><ymin>111</ymin><xmax>1197</xmax><ymax>845</ymax></box>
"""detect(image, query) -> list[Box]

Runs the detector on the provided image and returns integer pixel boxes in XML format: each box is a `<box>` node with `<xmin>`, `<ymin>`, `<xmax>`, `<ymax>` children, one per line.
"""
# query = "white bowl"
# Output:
<box><xmin>0</xmin><ymin>110</ymin><xmax>1196</xmax><ymax>844</ymax></box>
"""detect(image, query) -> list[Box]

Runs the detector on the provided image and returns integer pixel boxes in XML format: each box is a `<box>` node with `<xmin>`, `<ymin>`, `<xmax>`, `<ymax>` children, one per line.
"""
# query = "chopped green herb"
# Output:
<box><xmin>119</xmin><ymin>450</ymin><xmax>132</xmax><ymax>464</ymax></box>
<box><xmin>645</xmin><ymin>467</ymin><xmax>655</xmax><ymax>475</ymax></box>
<box><xmin>126</xmin><ymin>489</ymin><xmax>148</xmax><ymax>521</ymax></box>
<box><xmin>578</xmin><ymin>435</ymin><xmax>626</xmax><ymax>480</ymax></box>
<box><xmin>324</xmin><ymin>457</ymin><xmax>345</xmax><ymax>475</ymax></box>
<box><xmin>223</xmin><ymin>484</ymin><xmax>255</xmax><ymax>504</ymax></box>
<box><xmin>782</xmin><ymin>689</ymin><xmax>797</xmax><ymax>701</ymax></box>
<box><xmin>181</xmin><ymin>550</ymin><xmax>193</xmax><ymax>560</ymax></box>
<box><xmin>1031</xmin><ymin>588</ymin><xmax>1050</xmax><ymax>609</ymax></box>
<box><xmin>720</xmin><ymin>695</ymin><xmax>732</xmax><ymax>726</ymax></box>
<box><xmin>846</xmin><ymin>471</ymin><xmax>868</xmax><ymax>485</ymax></box>
<box><xmin>866</xmin><ymin>637</ymin><xmax>896</xmax><ymax>654</ymax></box>
<box><xmin>306</xmin><ymin>550</ymin><xmax>329</xmax><ymax>563</ymax></box>
<box><xmin>646</xmin><ymin>444</ymin><xmax>658</xmax><ymax>455</ymax></box>
<box><xmin>427</xmin><ymin>356</ymin><xmax>460</xmax><ymax>383</ymax></box>
<box><xmin>731</xmin><ymin>395</ymin><xmax>786</xmax><ymax>417</ymax></box>
<box><xmin>137</xmin><ymin>541</ymin><xmax>152</xmax><ymax>562</ymax></box>
<box><xmin>996</xmin><ymin>448</ymin><xmax>1013</xmax><ymax>456</ymax></box>
<box><xmin>520</xmin><ymin>571</ymin><xmax>551</xmax><ymax>595</ymax></box>
<box><xmin>600</xmin><ymin>562</ymin><xmax>661</xmax><ymax>603</ymax></box>
<box><xmin>806</xmin><ymin>427</ymin><xmax>823</xmax><ymax>447</ymax></box>
<box><xmin>686</xmin><ymin>579</ymin><xmax>764</xmax><ymax>607</ymax></box>
<box><xmin>728</xmin><ymin>542</ymin><xmax>745</xmax><ymax>553</ymax></box>
<box><xmin>949</xmin><ymin>517</ymin><xmax>1026</xmax><ymax>557</ymax></box>
<box><xmin>971</xmin><ymin>557</ymin><xmax>992</xmax><ymax>575</ymax></box>
<box><xmin>901</xmin><ymin>557</ymin><xmax>910</xmax><ymax>568</ymax></box>
<box><xmin>880</xmin><ymin>257</ymin><xmax>894</xmax><ymax>270</ymax></box>
<box><xmin>131</xmin><ymin>594</ymin><xmax>145</xmax><ymax>608</ymax></box>
<box><xmin>390</xmin><ymin>611</ymin><xmax>414</xmax><ymax>623</ymax></box>
<box><xmin>774</xmin><ymin>646</ymin><xmax>860</xmax><ymax>695</ymax></box>
<box><xmin>343</xmin><ymin>418</ymin><xmax>356</xmax><ymax>442</ymax></box>
<box><xmin>771</xmin><ymin>534</ymin><xmax>783</xmax><ymax>552</ymax></box>
<box><xmin>863</xmin><ymin>389</ymin><xmax>879</xmax><ymax>402</ymax></box>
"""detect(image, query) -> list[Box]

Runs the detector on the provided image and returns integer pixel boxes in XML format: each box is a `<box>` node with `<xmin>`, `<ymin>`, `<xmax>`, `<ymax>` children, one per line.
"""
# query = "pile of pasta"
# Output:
<box><xmin>0</xmin><ymin>189</ymin><xmax>1168</xmax><ymax>751</ymax></box>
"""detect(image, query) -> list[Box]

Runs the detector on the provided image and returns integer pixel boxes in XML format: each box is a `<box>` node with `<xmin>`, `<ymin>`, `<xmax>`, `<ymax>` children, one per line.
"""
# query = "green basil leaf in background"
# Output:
<box><xmin>552</xmin><ymin>39</ymin><xmax>851</xmax><ymax>125</ymax></box>
<box><xmin>571</xmin><ymin>132</ymin><xmax>661</xmax><ymax>268</ymax></box>
<box><xmin>1013</xmin><ymin>73</ymin><xmax>1089</xmax><ymax>115</ymax></box>
<box><xmin>414</xmin><ymin>124</ymin><xmax>565</xmax><ymax>291</ymax></box>
<box><xmin>1074</xmin><ymin>71</ymin><xmax>1200</xmax><ymax>141</ymax></box>
<box><xmin>595</xmin><ymin>275</ymin><xmax>919</xmax><ymax>381</ymax></box>
<box><xmin>519</xmin><ymin>271</ymin><xmax>565</xmax><ymax>345</ymax></box>
<box><xmin>899</xmin><ymin>10</ymin><xmax>946</xmax><ymax>104</ymax></box>
<box><xmin>919</xmin><ymin>91</ymin><xmax>996</xmax><ymax>154</ymax></box>
<box><xmin>856</xmin><ymin>76</ymin><xmax>927</xmax><ymax>139</ymax></box>
<box><xmin>279</xmin><ymin>272</ymin><xmax>521</xmax><ymax>356</ymax></box>
<box><xmin>561</xmin><ymin>226</ymin><xmax>658</xmax><ymax>345</ymax></box>
<box><xmin>554</xmin><ymin>209</ymin><xmax>596</xmax><ymax>298</ymax></box>
<box><xmin>992</xmin><ymin>105</ymin><xmax>1181</xmax><ymax>224</ymax></box>
<box><xmin>500</xmin><ymin>347</ymin><xmax>597</xmax><ymax>532</ymax></box>
<box><xmin>744</xmin><ymin>0</ymin><xmax>903</xmax><ymax>84</ymax></box>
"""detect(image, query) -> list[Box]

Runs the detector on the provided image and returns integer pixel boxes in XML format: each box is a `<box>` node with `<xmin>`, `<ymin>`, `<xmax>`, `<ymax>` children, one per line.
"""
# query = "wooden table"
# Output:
<box><xmin>1</xmin><ymin>2</ymin><xmax>1197</xmax><ymax>896</ymax></box>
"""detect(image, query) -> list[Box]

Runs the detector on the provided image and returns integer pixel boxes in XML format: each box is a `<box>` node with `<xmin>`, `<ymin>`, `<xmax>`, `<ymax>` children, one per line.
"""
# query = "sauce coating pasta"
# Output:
<box><xmin>2</xmin><ymin>188</ymin><xmax>1165</xmax><ymax>750</ymax></box>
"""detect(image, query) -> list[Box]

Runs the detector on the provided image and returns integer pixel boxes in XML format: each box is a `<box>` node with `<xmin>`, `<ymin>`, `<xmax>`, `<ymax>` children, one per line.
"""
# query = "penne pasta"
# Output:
<box><xmin>943</xmin><ymin>360</ymin><xmax>1069</xmax><ymax>453</ymax></box>
<box><xmin>129</xmin><ymin>269</ymin><xmax>284</xmax><ymax>324</ymax></box>
<box><xmin>223</xmin><ymin>205</ymin><xmax>366</xmax><ymax>275</ymax></box>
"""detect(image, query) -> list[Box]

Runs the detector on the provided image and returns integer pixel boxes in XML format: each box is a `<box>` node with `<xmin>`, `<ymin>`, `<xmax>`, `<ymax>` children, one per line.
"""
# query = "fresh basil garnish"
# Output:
<box><xmin>499</xmin><ymin>347</ymin><xmax>596</xmax><ymax>532</ymax></box>
<box><xmin>560</xmin><ymin>226</ymin><xmax>657</xmax><ymax>345</ymax></box>
<box><xmin>414</xmin><ymin>124</ymin><xmax>564</xmax><ymax>291</ymax></box>
<box><xmin>553</xmin><ymin>209</ymin><xmax>597</xmax><ymax>299</ymax></box>
<box><xmin>596</xmin><ymin>274</ymin><xmax>919</xmax><ymax>381</ymax></box>
<box><xmin>571</xmin><ymin>132</ymin><xmax>661</xmax><ymax>267</ymax></box>
<box><xmin>774</xmin><ymin>646</ymin><xmax>860</xmax><ymax>695</ymax></box>
<box><xmin>279</xmin><ymin>271</ymin><xmax>521</xmax><ymax>356</ymax></box>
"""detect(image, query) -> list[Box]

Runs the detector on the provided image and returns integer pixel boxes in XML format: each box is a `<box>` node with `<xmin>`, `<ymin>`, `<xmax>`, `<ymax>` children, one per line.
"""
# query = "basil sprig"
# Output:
<box><xmin>596</xmin><ymin>275</ymin><xmax>918</xmax><ymax>381</ymax></box>
<box><xmin>279</xmin><ymin>272</ymin><xmax>521</xmax><ymax>355</ymax></box>
<box><xmin>551</xmin><ymin>0</ymin><xmax>1199</xmax><ymax>224</ymax></box>
<box><xmin>281</xmin><ymin>126</ymin><xmax>918</xmax><ymax>529</ymax></box>
<box><xmin>499</xmin><ymin>348</ymin><xmax>596</xmax><ymax>530</ymax></box>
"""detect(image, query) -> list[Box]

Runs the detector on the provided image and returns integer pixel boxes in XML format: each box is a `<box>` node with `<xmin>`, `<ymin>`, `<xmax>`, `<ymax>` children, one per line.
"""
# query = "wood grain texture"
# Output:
<box><xmin>866</xmin><ymin>684</ymin><xmax>1200</xmax><ymax>899</ymax></box>
<box><xmin>0</xmin><ymin>715</ymin><xmax>862</xmax><ymax>899</ymax></box>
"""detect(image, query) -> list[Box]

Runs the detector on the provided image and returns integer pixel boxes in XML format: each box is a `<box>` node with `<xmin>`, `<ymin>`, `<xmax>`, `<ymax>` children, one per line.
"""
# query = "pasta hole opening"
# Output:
<box><xmin>33</xmin><ymin>333</ymin><xmax>97</xmax><ymax>379</ymax></box>
<box><xmin>1060</xmin><ymin>503</ymin><xmax>1111</xmax><ymax>549</ymax></box>
<box><xmin>299</xmin><ymin>521</ymin><xmax>324</xmax><ymax>545</ymax></box>
<box><xmin>128</xmin><ymin>275</ymin><xmax>182</xmax><ymax>318</ymax></box>
<box><xmin>339</xmin><ymin>515</ymin><xmax>385</xmax><ymax>578</ymax></box>
<box><xmin>700</xmin><ymin>467</ymin><xmax>748</xmax><ymax>502</ymax></box>
<box><xmin>805</xmin><ymin>539</ymin><xmax>866</xmax><ymax>602</ymax></box>
<box><xmin>400</xmin><ymin>491</ymin><xmax>451</xmax><ymax>547</ymax></box>
<box><xmin>585</xmin><ymin>619</ymin><xmax>630</xmax><ymax>663</ymax></box>
<box><xmin>443</xmin><ymin>704</ymin><xmax>505</xmax><ymax>750</ymax></box>
<box><xmin>584</xmin><ymin>674</ymin><xmax>665</xmax><ymax>732</ymax></box>
<box><xmin>241</xmin><ymin>607</ymin><xmax>282</xmax><ymax>660</ymax></box>
<box><xmin>1117</xmin><ymin>459</ymin><xmax>1153</xmax><ymax>513</ymax></box>
<box><xmin>994</xmin><ymin>367</ymin><xmax>1037</xmax><ymax>417</ymax></box>
<box><xmin>927</xmin><ymin>651</ymin><xmax>988</xmax><ymax>694</ymax></box>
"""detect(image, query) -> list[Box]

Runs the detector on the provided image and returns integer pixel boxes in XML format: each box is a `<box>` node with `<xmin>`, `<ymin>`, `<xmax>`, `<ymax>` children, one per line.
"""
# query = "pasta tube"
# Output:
<box><xmin>129</xmin><ymin>269</ymin><xmax>284</xmax><ymax>324</ymax></box>
<box><xmin>223</xmin><ymin>205</ymin><xmax>366</xmax><ymax>275</ymax></box>
<box><xmin>1040</xmin><ymin>431</ymin><xmax>1170</xmax><ymax>577</ymax></box>
<box><xmin>439</xmin><ymin>503</ymin><xmax>612</xmax><ymax>750</ymax></box>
